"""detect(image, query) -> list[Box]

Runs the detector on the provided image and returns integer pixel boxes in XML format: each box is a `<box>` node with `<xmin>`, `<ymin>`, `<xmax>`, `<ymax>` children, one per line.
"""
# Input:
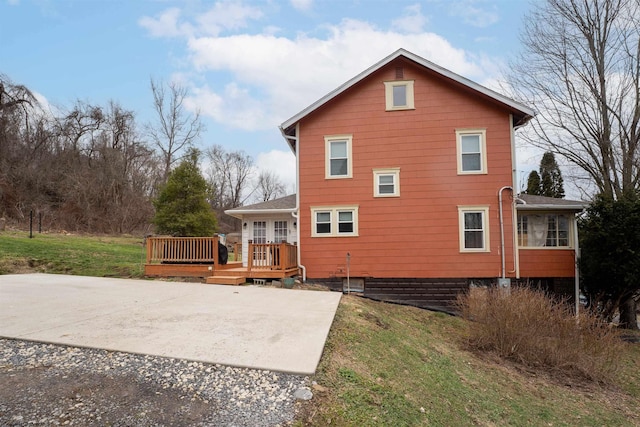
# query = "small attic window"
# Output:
<box><xmin>384</xmin><ymin>80</ymin><xmax>414</xmax><ymax>111</ymax></box>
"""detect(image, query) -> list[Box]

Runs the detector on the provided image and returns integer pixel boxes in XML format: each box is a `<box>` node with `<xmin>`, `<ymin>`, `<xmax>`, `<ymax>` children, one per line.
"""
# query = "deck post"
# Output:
<box><xmin>279</xmin><ymin>241</ymin><xmax>286</xmax><ymax>270</ymax></box>
<box><xmin>247</xmin><ymin>240</ymin><xmax>253</xmax><ymax>273</ymax></box>
<box><xmin>233</xmin><ymin>243</ymin><xmax>241</xmax><ymax>262</ymax></box>
<box><xmin>145</xmin><ymin>236</ymin><xmax>152</xmax><ymax>264</ymax></box>
<box><xmin>213</xmin><ymin>235</ymin><xmax>219</xmax><ymax>269</ymax></box>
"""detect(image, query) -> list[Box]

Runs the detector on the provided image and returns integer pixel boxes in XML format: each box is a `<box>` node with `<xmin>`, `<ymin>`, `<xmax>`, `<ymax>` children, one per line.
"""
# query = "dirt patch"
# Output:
<box><xmin>0</xmin><ymin>258</ymin><xmax>38</xmax><ymax>275</ymax></box>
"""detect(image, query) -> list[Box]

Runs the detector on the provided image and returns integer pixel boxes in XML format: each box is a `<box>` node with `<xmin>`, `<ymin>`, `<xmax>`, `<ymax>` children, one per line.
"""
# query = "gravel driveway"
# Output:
<box><xmin>0</xmin><ymin>338</ymin><xmax>310</xmax><ymax>426</ymax></box>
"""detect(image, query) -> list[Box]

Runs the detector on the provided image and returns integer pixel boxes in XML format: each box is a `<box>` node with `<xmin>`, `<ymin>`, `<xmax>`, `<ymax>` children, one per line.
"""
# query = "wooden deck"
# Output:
<box><xmin>144</xmin><ymin>236</ymin><xmax>299</xmax><ymax>284</ymax></box>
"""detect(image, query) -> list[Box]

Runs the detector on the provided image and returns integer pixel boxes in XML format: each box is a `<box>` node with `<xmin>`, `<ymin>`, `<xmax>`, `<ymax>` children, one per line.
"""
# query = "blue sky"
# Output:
<box><xmin>1</xmin><ymin>0</ymin><xmax>536</xmax><ymax>193</ymax></box>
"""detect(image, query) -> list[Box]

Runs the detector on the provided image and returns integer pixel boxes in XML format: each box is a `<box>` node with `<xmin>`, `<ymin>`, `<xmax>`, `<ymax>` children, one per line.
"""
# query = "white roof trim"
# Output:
<box><xmin>516</xmin><ymin>204</ymin><xmax>586</xmax><ymax>211</ymax></box>
<box><xmin>224</xmin><ymin>208</ymin><xmax>296</xmax><ymax>219</ymax></box>
<box><xmin>280</xmin><ymin>48</ymin><xmax>534</xmax><ymax>132</ymax></box>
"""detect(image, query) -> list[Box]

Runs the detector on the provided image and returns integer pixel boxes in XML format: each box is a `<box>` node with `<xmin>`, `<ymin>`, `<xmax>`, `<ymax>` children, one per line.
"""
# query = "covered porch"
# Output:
<box><xmin>144</xmin><ymin>236</ymin><xmax>299</xmax><ymax>285</ymax></box>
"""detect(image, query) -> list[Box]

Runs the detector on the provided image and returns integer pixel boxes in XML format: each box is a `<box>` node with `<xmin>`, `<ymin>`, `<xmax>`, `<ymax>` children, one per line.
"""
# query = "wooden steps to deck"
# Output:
<box><xmin>206</xmin><ymin>275</ymin><xmax>245</xmax><ymax>286</ymax></box>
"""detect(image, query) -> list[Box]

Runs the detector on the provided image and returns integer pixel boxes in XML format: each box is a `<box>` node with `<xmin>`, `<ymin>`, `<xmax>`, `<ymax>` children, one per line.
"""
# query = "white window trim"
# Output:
<box><xmin>458</xmin><ymin>206</ymin><xmax>490</xmax><ymax>252</ymax></box>
<box><xmin>311</xmin><ymin>205</ymin><xmax>359</xmax><ymax>237</ymax></box>
<box><xmin>373</xmin><ymin>168</ymin><xmax>400</xmax><ymax>197</ymax></box>
<box><xmin>517</xmin><ymin>212</ymin><xmax>574</xmax><ymax>249</ymax></box>
<box><xmin>456</xmin><ymin>129</ymin><xmax>487</xmax><ymax>175</ymax></box>
<box><xmin>325</xmin><ymin>135</ymin><xmax>353</xmax><ymax>179</ymax></box>
<box><xmin>384</xmin><ymin>80</ymin><xmax>415</xmax><ymax>111</ymax></box>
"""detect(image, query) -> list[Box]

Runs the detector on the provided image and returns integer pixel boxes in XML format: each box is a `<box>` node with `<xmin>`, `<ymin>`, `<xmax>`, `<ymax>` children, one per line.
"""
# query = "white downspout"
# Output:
<box><xmin>291</xmin><ymin>210</ymin><xmax>306</xmax><ymax>282</ymax></box>
<box><xmin>281</xmin><ymin>124</ymin><xmax>306</xmax><ymax>282</ymax></box>
<box><xmin>498</xmin><ymin>186</ymin><xmax>513</xmax><ymax>279</ymax></box>
<box><xmin>511</xmin><ymin>115</ymin><xmax>528</xmax><ymax>279</ymax></box>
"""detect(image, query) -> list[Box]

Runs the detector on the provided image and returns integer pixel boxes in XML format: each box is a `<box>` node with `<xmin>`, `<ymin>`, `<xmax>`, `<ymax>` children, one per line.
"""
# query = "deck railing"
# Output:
<box><xmin>146</xmin><ymin>236</ymin><xmax>297</xmax><ymax>272</ymax></box>
<box><xmin>146</xmin><ymin>236</ymin><xmax>219</xmax><ymax>264</ymax></box>
<box><xmin>247</xmin><ymin>241</ymin><xmax>297</xmax><ymax>271</ymax></box>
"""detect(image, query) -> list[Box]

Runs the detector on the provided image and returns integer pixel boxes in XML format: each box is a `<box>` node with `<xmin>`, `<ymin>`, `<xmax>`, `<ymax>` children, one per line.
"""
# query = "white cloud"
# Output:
<box><xmin>391</xmin><ymin>4</ymin><xmax>428</xmax><ymax>34</ymax></box>
<box><xmin>185</xmin><ymin>82</ymin><xmax>275</xmax><ymax>131</ymax></box>
<box><xmin>139</xmin><ymin>8</ymin><xmax>193</xmax><ymax>38</ymax></box>
<box><xmin>141</xmin><ymin>5</ymin><xmax>501</xmax><ymax>132</ymax></box>
<box><xmin>255</xmin><ymin>149</ymin><xmax>296</xmax><ymax>193</ymax></box>
<box><xmin>7</xmin><ymin>0</ymin><xmax>20</xmax><ymax>5</ymax></box>
<box><xmin>183</xmin><ymin>19</ymin><xmax>482</xmax><ymax>130</ymax></box>
<box><xmin>449</xmin><ymin>1</ymin><xmax>499</xmax><ymax>28</ymax></box>
<box><xmin>139</xmin><ymin>1</ymin><xmax>262</xmax><ymax>38</ymax></box>
<box><xmin>290</xmin><ymin>0</ymin><xmax>313</xmax><ymax>12</ymax></box>
<box><xmin>195</xmin><ymin>1</ymin><xmax>263</xmax><ymax>36</ymax></box>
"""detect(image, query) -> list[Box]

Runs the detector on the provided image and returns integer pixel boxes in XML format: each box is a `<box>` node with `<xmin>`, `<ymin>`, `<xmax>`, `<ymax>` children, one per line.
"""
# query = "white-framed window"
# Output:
<box><xmin>458</xmin><ymin>206</ymin><xmax>490</xmax><ymax>252</ymax></box>
<box><xmin>456</xmin><ymin>129</ymin><xmax>487</xmax><ymax>174</ymax></box>
<box><xmin>517</xmin><ymin>213</ymin><xmax>571</xmax><ymax>248</ymax></box>
<box><xmin>384</xmin><ymin>80</ymin><xmax>415</xmax><ymax>110</ymax></box>
<box><xmin>274</xmin><ymin>220</ymin><xmax>288</xmax><ymax>243</ymax></box>
<box><xmin>311</xmin><ymin>206</ymin><xmax>359</xmax><ymax>237</ymax></box>
<box><xmin>325</xmin><ymin>135</ymin><xmax>353</xmax><ymax>179</ymax></box>
<box><xmin>252</xmin><ymin>221</ymin><xmax>266</xmax><ymax>244</ymax></box>
<box><xmin>373</xmin><ymin>168</ymin><xmax>400</xmax><ymax>197</ymax></box>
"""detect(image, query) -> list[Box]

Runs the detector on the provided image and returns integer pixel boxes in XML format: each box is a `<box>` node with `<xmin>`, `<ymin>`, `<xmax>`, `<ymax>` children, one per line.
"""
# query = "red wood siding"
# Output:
<box><xmin>519</xmin><ymin>249</ymin><xmax>576</xmax><ymax>278</ymax></box>
<box><xmin>298</xmin><ymin>58</ymin><xmax>517</xmax><ymax>280</ymax></box>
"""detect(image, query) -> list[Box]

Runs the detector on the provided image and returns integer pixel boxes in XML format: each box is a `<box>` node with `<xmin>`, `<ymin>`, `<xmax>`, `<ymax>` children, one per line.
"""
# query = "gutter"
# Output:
<box><xmin>279</xmin><ymin>124</ymin><xmax>306</xmax><ymax>282</ymax></box>
<box><xmin>224</xmin><ymin>208</ymin><xmax>296</xmax><ymax>219</ymax></box>
<box><xmin>515</xmin><ymin>204</ymin><xmax>586</xmax><ymax>211</ymax></box>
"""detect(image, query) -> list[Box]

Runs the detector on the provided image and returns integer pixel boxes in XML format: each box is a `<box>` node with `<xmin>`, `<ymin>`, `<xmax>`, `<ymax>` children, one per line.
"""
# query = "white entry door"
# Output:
<box><xmin>252</xmin><ymin>220</ymin><xmax>290</xmax><ymax>244</ymax></box>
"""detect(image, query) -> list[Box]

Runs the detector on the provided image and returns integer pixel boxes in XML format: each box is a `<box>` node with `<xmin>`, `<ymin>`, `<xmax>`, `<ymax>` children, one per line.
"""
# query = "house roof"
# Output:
<box><xmin>516</xmin><ymin>194</ymin><xmax>587</xmax><ymax>211</ymax></box>
<box><xmin>279</xmin><ymin>48</ymin><xmax>535</xmax><ymax>151</ymax></box>
<box><xmin>224</xmin><ymin>194</ymin><xmax>296</xmax><ymax>219</ymax></box>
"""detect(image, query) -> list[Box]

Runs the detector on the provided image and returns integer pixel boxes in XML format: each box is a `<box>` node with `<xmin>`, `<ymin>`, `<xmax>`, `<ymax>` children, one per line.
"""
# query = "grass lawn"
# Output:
<box><xmin>0</xmin><ymin>231</ymin><xmax>145</xmax><ymax>278</ymax></box>
<box><xmin>296</xmin><ymin>295</ymin><xmax>640</xmax><ymax>426</ymax></box>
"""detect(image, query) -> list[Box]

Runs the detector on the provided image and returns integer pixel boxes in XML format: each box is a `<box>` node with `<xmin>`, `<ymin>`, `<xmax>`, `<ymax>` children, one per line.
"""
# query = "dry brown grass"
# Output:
<box><xmin>456</xmin><ymin>286</ymin><xmax>626</xmax><ymax>384</ymax></box>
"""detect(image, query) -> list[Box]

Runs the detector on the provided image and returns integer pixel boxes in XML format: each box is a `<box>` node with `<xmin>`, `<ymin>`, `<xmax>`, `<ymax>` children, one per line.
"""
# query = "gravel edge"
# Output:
<box><xmin>0</xmin><ymin>338</ymin><xmax>309</xmax><ymax>426</ymax></box>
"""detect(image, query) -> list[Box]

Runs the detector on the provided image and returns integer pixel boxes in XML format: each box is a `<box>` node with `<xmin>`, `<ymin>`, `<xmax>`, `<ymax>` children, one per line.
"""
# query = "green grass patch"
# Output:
<box><xmin>0</xmin><ymin>231</ymin><xmax>145</xmax><ymax>278</ymax></box>
<box><xmin>297</xmin><ymin>295</ymin><xmax>640</xmax><ymax>426</ymax></box>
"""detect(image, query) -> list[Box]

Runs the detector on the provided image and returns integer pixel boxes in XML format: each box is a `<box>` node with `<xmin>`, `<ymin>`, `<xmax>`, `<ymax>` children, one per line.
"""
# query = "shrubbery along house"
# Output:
<box><xmin>228</xmin><ymin>49</ymin><xmax>584</xmax><ymax>309</ymax></box>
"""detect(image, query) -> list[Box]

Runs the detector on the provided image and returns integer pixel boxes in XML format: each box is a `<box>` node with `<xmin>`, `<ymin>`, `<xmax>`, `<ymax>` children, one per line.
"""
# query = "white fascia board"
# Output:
<box><xmin>224</xmin><ymin>208</ymin><xmax>296</xmax><ymax>219</ymax></box>
<box><xmin>516</xmin><ymin>204</ymin><xmax>586</xmax><ymax>212</ymax></box>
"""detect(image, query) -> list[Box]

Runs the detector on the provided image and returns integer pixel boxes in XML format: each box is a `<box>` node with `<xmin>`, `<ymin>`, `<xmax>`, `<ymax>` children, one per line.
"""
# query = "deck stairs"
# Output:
<box><xmin>206</xmin><ymin>275</ymin><xmax>245</xmax><ymax>286</ymax></box>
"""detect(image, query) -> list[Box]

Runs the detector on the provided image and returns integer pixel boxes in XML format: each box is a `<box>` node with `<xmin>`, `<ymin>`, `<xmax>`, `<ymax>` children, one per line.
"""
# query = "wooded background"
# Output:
<box><xmin>0</xmin><ymin>78</ymin><xmax>286</xmax><ymax>234</ymax></box>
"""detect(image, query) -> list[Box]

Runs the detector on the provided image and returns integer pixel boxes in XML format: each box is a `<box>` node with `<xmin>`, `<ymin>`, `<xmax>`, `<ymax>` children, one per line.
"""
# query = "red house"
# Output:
<box><xmin>235</xmin><ymin>49</ymin><xmax>583</xmax><ymax>309</ymax></box>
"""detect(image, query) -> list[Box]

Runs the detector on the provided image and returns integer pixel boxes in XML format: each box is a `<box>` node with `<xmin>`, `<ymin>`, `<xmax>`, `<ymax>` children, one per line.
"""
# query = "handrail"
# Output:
<box><xmin>146</xmin><ymin>236</ymin><xmax>219</xmax><ymax>264</ymax></box>
<box><xmin>247</xmin><ymin>241</ymin><xmax>297</xmax><ymax>271</ymax></box>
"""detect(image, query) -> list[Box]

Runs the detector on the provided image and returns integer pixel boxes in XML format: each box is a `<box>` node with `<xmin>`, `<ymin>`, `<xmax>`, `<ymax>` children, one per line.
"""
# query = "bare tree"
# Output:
<box><xmin>0</xmin><ymin>74</ymin><xmax>36</xmax><ymax>115</ymax></box>
<box><xmin>508</xmin><ymin>0</ymin><xmax>640</xmax><ymax>328</ymax></box>
<box><xmin>147</xmin><ymin>78</ymin><xmax>203</xmax><ymax>181</ymax></box>
<box><xmin>204</xmin><ymin>145</ymin><xmax>254</xmax><ymax>233</ymax></box>
<box><xmin>508</xmin><ymin>0</ymin><xmax>640</xmax><ymax>200</ymax></box>
<box><xmin>256</xmin><ymin>170</ymin><xmax>286</xmax><ymax>202</ymax></box>
<box><xmin>205</xmin><ymin>145</ymin><xmax>254</xmax><ymax>209</ymax></box>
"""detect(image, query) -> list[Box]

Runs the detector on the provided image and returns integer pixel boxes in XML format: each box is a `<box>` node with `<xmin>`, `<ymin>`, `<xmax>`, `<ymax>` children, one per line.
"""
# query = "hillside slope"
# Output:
<box><xmin>297</xmin><ymin>295</ymin><xmax>640</xmax><ymax>426</ymax></box>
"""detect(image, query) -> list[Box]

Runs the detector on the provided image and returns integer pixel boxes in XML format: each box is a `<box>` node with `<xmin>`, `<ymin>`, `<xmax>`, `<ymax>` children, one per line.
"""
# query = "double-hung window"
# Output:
<box><xmin>311</xmin><ymin>206</ymin><xmax>359</xmax><ymax>237</ymax></box>
<box><xmin>325</xmin><ymin>135</ymin><xmax>353</xmax><ymax>179</ymax></box>
<box><xmin>456</xmin><ymin>129</ymin><xmax>487</xmax><ymax>174</ymax></box>
<box><xmin>458</xmin><ymin>206</ymin><xmax>490</xmax><ymax>252</ymax></box>
<box><xmin>373</xmin><ymin>168</ymin><xmax>400</xmax><ymax>197</ymax></box>
<box><xmin>384</xmin><ymin>80</ymin><xmax>415</xmax><ymax>111</ymax></box>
